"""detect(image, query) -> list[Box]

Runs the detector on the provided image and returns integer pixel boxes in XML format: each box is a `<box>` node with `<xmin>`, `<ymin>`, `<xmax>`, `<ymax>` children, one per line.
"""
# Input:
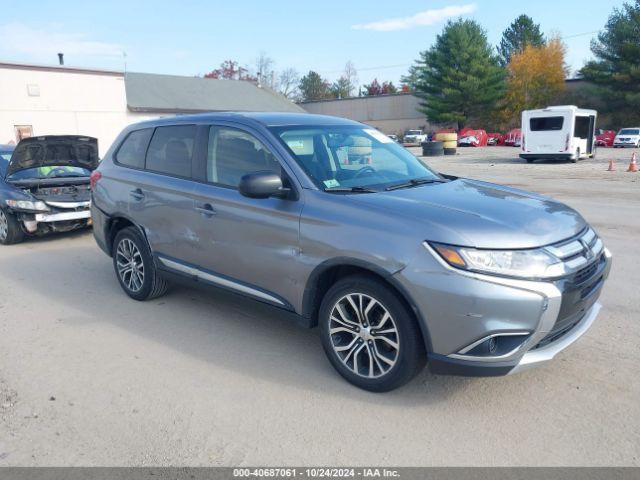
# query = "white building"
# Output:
<box><xmin>0</xmin><ymin>61</ymin><xmax>303</xmax><ymax>155</ymax></box>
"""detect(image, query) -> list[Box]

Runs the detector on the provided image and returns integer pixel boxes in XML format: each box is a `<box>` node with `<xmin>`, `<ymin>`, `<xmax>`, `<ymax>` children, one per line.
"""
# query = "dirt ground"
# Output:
<box><xmin>0</xmin><ymin>146</ymin><xmax>638</xmax><ymax>466</ymax></box>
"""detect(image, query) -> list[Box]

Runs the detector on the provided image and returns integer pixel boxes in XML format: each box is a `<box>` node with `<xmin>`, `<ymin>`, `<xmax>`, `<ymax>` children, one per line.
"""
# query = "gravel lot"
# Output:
<box><xmin>0</xmin><ymin>146</ymin><xmax>638</xmax><ymax>466</ymax></box>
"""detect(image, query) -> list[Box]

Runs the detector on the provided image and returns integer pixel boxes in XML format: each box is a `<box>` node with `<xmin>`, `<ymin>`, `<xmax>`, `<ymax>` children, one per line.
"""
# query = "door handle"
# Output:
<box><xmin>129</xmin><ymin>188</ymin><xmax>145</xmax><ymax>201</ymax></box>
<box><xmin>195</xmin><ymin>203</ymin><xmax>216</xmax><ymax>217</ymax></box>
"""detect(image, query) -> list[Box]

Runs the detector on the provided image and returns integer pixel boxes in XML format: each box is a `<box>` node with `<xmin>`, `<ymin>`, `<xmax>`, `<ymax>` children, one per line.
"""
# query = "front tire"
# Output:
<box><xmin>112</xmin><ymin>227</ymin><xmax>168</xmax><ymax>301</ymax></box>
<box><xmin>319</xmin><ymin>275</ymin><xmax>426</xmax><ymax>392</ymax></box>
<box><xmin>0</xmin><ymin>208</ymin><xmax>25</xmax><ymax>245</ymax></box>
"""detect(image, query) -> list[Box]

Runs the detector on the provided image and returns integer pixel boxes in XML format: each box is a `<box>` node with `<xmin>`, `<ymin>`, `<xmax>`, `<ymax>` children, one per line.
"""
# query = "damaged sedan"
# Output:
<box><xmin>0</xmin><ymin>135</ymin><xmax>98</xmax><ymax>245</ymax></box>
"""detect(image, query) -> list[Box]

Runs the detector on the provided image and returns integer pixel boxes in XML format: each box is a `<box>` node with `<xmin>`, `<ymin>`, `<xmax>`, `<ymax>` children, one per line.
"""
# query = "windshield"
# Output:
<box><xmin>270</xmin><ymin>125</ymin><xmax>440</xmax><ymax>191</ymax></box>
<box><xmin>619</xmin><ymin>129</ymin><xmax>640</xmax><ymax>135</ymax></box>
<box><xmin>406</xmin><ymin>130</ymin><xmax>422</xmax><ymax>135</ymax></box>
<box><xmin>7</xmin><ymin>165</ymin><xmax>92</xmax><ymax>180</ymax></box>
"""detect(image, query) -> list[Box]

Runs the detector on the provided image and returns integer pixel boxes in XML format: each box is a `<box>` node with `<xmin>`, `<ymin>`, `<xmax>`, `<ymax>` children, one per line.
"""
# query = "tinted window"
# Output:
<box><xmin>207</xmin><ymin>127</ymin><xmax>281</xmax><ymax>188</ymax></box>
<box><xmin>116</xmin><ymin>129</ymin><xmax>153</xmax><ymax>168</ymax></box>
<box><xmin>146</xmin><ymin>125</ymin><xmax>196</xmax><ymax>177</ymax></box>
<box><xmin>619</xmin><ymin>129</ymin><xmax>640</xmax><ymax>135</ymax></box>
<box><xmin>574</xmin><ymin>116</ymin><xmax>591</xmax><ymax>139</ymax></box>
<box><xmin>530</xmin><ymin>117</ymin><xmax>564</xmax><ymax>131</ymax></box>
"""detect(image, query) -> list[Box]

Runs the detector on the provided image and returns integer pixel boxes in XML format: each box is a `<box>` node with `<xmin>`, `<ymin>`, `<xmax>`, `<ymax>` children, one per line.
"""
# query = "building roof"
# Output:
<box><xmin>0</xmin><ymin>61</ymin><xmax>123</xmax><ymax>77</ymax></box>
<box><xmin>124</xmin><ymin>72</ymin><xmax>304</xmax><ymax>114</ymax></box>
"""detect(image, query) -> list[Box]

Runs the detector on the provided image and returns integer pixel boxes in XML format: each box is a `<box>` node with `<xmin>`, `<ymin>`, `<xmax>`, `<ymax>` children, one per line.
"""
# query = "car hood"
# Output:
<box><xmin>350</xmin><ymin>178</ymin><xmax>586</xmax><ymax>249</ymax></box>
<box><xmin>6</xmin><ymin>135</ymin><xmax>98</xmax><ymax>177</ymax></box>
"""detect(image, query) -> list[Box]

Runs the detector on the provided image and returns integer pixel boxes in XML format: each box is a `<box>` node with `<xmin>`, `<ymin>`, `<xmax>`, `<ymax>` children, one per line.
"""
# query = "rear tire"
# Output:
<box><xmin>319</xmin><ymin>275</ymin><xmax>426</xmax><ymax>392</ymax></box>
<box><xmin>112</xmin><ymin>226</ymin><xmax>168</xmax><ymax>301</ymax></box>
<box><xmin>0</xmin><ymin>208</ymin><xmax>25</xmax><ymax>245</ymax></box>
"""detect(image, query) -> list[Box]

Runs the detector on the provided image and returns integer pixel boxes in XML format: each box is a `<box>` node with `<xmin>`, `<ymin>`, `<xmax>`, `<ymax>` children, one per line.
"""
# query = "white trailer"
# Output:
<box><xmin>520</xmin><ymin>105</ymin><xmax>597</xmax><ymax>163</ymax></box>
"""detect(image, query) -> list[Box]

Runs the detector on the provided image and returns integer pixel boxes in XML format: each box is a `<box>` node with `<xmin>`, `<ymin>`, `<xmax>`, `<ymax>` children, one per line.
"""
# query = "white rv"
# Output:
<box><xmin>520</xmin><ymin>106</ymin><xmax>597</xmax><ymax>163</ymax></box>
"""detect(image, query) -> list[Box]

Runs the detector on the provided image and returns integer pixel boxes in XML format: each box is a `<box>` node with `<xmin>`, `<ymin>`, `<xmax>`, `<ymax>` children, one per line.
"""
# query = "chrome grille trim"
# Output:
<box><xmin>545</xmin><ymin>228</ymin><xmax>604</xmax><ymax>277</ymax></box>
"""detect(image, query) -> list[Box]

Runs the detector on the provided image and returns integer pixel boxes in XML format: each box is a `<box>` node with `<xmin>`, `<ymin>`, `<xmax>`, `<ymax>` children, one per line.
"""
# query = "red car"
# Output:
<box><xmin>504</xmin><ymin>128</ymin><xmax>522</xmax><ymax>147</ymax></box>
<box><xmin>458</xmin><ymin>128</ymin><xmax>488</xmax><ymax>147</ymax></box>
<box><xmin>596</xmin><ymin>129</ymin><xmax>615</xmax><ymax>147</ymax></box>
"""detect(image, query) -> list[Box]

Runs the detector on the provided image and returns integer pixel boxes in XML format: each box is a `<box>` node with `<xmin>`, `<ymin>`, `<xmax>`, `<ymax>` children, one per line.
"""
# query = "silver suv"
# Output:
<box><xmin>91</xmin><ymin>113</ymin><xmax>612</xmax><ymax>392</ymax></box>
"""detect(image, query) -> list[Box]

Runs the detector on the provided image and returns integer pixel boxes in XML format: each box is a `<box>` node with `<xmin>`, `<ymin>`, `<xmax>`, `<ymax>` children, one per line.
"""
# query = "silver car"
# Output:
<box><xmin>91</xmin><ymin>113</ymin><xmax>612</xmax><ymax>392</ymax></box>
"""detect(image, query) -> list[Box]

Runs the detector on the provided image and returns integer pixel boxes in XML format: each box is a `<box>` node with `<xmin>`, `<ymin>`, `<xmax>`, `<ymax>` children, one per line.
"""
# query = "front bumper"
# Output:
<box><xmin>396</xmin><ymin>239</ymin><xmax>612</xmax><ymax>377</ymax></box>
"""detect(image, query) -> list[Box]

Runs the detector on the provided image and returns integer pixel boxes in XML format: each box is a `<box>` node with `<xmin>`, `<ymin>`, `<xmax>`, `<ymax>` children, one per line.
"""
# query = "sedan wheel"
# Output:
<box><xmin>0</xmin><ymin>210</ymin><xmax>8</xmax><ymax>242</ymax></box>
<box><xmin>0</xmin><ymin>208</ymin><xmax>25</xmax><ymax>245</ymax></box>
<box><xmin>329</xmin><ymin>293</ymin><xmax>400</xmax><ymax>379</ymax></box>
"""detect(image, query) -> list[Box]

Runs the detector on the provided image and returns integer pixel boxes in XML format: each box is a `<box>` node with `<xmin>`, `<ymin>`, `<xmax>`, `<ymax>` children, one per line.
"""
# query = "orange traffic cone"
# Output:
<box><xmin>607</xmin><ymin>159</ymin><xmax>616</xmax><ymax>171</ymax></box>
<box><xmin>627</xmin><ymin>152</ymin><xmax>638</xmax><ymax>172</ymax></box>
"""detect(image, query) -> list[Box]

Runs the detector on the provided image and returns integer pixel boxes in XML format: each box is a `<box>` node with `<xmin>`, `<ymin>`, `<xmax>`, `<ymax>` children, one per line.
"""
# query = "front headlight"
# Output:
<box><xmin>5</xmin><ymin>199</ymin><xmax>50</xmax><ymax>211</ymax></box>
<box><xmin>428</xmin><ymin>242</ymin><xmax>565</xmax><ymax>279</ymax></box>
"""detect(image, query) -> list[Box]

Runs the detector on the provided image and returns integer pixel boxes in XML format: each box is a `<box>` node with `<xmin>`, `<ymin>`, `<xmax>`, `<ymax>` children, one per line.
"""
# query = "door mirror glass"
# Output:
<box><xmin>239</xmin><ymin>171</ymin><xmax>285</xmax><ymax>199</ymax></box>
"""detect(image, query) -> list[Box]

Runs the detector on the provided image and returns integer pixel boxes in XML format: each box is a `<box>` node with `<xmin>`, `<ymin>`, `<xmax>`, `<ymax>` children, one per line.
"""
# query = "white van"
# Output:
<box><xmin>520</xmin><ymin>106</ymin><xmax>597</xmax><ymax>163</ymax></box>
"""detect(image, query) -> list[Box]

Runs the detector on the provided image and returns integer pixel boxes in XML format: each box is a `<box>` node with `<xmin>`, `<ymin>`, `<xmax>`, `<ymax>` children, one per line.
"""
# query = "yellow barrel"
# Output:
<box><xmin>442</xmin><ymin>140</ymin><xmax>457</xmax><ymax>149</ymax></box>
<box><xmin>435</xmin><ymin>132</ymin><xmax>458</xmax><ymax>142</ymax></box>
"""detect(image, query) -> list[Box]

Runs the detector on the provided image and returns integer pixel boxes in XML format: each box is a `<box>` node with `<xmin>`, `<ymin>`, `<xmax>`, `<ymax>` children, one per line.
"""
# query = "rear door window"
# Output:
<box><xmin>530</xmin><ymin>117</ymin><xmax>564</xmax><ymax>131</ymax></box>
<box><xmin>116</xmin><ymin>128</ymin><xmax>153</xmax><ymax>168</ymax></box>
<box><xmin>145</xmin><ymin>125</ymin><xmax>197</xmax><ymax>178</ymax></box>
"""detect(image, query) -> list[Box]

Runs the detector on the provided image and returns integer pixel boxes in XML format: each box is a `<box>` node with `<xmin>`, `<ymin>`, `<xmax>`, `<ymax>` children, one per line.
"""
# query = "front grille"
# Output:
<box><xmin>574</xmin><ymin>258</ymin><xmax>599</xmax><ymax>284</ymax></box>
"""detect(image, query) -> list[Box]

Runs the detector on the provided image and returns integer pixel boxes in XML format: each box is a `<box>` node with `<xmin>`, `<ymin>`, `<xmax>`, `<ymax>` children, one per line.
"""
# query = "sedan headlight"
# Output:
<box><xmin>5</xmin><ymin>199</ymin><xmax>50</xmax><ymax>211</ymax></box>
<box><xmin>428</xmin><ymin>242</ymin><xmax>564</xmax><ymax>279</ymax></box>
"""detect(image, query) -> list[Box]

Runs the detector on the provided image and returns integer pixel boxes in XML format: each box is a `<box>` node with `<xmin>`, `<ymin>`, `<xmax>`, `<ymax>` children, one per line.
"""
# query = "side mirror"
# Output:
<box><xmin>239</xmin><ymin>171</ymin><xmax>288</xmax><ymax>199</ymax></box>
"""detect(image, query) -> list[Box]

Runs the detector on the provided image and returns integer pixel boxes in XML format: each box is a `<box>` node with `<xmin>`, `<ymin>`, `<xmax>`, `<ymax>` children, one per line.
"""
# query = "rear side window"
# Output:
<box><xmin>530</xmin><ymin>117</ymin><xmax>564</xmax><ymax>131</ymax></box>
<box><xmin>116</xmin><ymin>129</ymin><xmax>153</xmax><ymax>168</ymax></box>
<box><xmin>146</xmin><ymin>125</ymin><xmax>196</xmax><ymax>177</ymax></box>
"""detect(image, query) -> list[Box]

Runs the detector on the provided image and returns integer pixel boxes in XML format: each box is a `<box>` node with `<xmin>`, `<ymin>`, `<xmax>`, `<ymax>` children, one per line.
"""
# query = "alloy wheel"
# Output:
<box><xmin>116</xmin><ymin>238</ymin><xmax>145</xmax><ymax>292</ymax></box>
<box><xmin>0</xmin><ymin>210</ymin><xmax>8</xmax><ymax>241</ymax></box>
<box><xmin>328</xmin><ymin>293</ymin><xmax>400</xmax><ymax>378</ymax></box>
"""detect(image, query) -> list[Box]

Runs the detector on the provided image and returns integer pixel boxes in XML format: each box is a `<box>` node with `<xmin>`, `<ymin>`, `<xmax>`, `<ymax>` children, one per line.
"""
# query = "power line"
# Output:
<box><xmin>317</xmin><ymin>30</ymin><xmax>601</xmax><ymax>76</ymax></box>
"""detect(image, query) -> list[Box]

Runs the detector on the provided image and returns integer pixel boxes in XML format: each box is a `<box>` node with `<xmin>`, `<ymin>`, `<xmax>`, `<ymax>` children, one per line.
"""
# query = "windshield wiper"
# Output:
<box><xmin>324</xmin><ymin>186</ymin><xmax>377</xmax><ymax>193</ymax></box>
<box><xmin>385</xmin><ymin>178</ymin><xmax>445</xmax><ymax>191</ymax></box>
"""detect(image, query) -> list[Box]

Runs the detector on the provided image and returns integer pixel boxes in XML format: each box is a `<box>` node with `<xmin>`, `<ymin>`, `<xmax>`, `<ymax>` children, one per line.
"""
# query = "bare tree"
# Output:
<box><xmin>255</xmin><ymin>51</ymin><xmax>276</xmax><ymax>88</ymax></box>
<box><xmin>278</xmin><ymin>68</ymin><xmax>300</xmax><ymax>100</ymax></box>
<box><xmin>343</xmin><ymin>60</ymin><xmax>358</xmax><ymax>97</ymax></box>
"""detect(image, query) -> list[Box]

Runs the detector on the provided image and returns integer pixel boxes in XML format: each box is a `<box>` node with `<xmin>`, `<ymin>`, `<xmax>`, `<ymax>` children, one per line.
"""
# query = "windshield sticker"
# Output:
<box><xmin>323</xmin><ymin>179</ymin><xmax>340</xmax><ymax>188</ymax></box>
<box><xmin>364</xmin><ymin>129</ymin><xmax>393</xmax><ymax>144</ymax></box>
<box><xmin>286</xmin><ymin>139</ymin><xmax>305</xmax><ymax>150</ymax></box>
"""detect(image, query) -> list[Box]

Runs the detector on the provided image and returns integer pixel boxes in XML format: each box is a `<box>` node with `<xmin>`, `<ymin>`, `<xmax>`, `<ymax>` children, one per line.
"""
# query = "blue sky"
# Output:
<box><xmin>0</xmin><ymin>0</ymin><xmax>625</xmax><ymax>86</ymax></box>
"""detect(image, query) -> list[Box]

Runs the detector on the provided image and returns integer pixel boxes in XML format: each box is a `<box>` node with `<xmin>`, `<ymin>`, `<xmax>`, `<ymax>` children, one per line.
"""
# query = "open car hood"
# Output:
<box><xmin>6</xmin><ymin>135</ymin><xmax>98</xmax><ymax>178</ymax></box>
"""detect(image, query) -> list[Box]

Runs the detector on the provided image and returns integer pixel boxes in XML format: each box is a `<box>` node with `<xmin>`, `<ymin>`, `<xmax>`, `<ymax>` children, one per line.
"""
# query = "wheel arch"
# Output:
<box><xmin>105</xmin><ymin>214</ymin><xmax>149</xmax><ymax>256</ymax></box>
<box><xmin>302</xmin><ymin>258</ymin><xmax>433</xmax><ymax>352</ymax></box>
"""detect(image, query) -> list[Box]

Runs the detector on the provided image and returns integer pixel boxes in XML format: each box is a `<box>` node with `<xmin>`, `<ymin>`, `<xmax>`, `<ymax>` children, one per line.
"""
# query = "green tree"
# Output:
<box><xmin>330</xmin><ymin>76</ymin><xmax>352</xmax><ymax>99</ymax></box>
<box><xmin>405</xmin><ymin>19</ymin><xmax>506</xmax><ymax>130</ymax></box>
<box><xmin>299</xmin><ymin>71</ymin><xmax>331</xmax><ymax>102</ymax></box>
<box><xmin>580</xmin><ymin>1</ymin><xmax>640</xmax><ymax>125</ymax></box>
<box><xmin>497</xmin><ymin>15</ymin><xmax>545</xmax><ymax>66</ymax></box>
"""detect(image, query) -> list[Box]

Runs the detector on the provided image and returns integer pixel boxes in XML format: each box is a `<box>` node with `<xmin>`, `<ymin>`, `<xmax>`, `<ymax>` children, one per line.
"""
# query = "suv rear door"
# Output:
<box><xmin>120</xmin><ymin>124</ymin><xmax>205</xmax><ymax>263</ymax></box>
<box><xmin>182</xmin><ymin>123</ymin><xmax>304</xmax><ymax>308</ymax></box>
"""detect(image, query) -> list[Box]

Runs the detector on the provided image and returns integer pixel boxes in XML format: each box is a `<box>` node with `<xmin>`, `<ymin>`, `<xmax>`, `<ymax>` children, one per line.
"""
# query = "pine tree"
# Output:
<box><xmin>497</xmin><ymin>15</ymin><xmax>545</xmax><ymax>66</ymax></box>
<box><xmin>405</xmin><ymin>19</ymin><xmax>506</xmax><ymax>130</ymax></box>
<box><xmin>580</xmin><ymin>1</ymin><xmax>640</xmax><ymax>125</ymax></box>
<box><xmin>299</xmin><ymin>71</ymin><xmax>331</xmax><ymax>102</ymax></box>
